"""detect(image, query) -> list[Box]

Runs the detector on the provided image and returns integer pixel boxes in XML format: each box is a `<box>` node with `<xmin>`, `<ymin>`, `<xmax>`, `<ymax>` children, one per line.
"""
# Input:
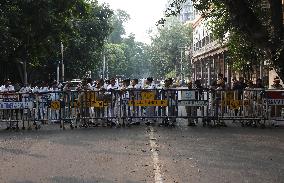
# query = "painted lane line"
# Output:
<box><xmin>149</xmin><ymin>126</ymin><xmax>163</xmax><ymax>183</ymax></box>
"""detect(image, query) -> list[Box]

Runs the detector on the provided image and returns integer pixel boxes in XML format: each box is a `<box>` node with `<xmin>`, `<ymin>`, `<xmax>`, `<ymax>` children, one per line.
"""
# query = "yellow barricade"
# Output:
<box><xmin>128</xmin><ymin>100</ymin><xmax>168</xmax><ymax>106</ymax></box>
<box><xmin>141</xmin><ymin>92</ymin><xmax>155</xmax><ymax>100</ymax></box>
<box><xmin>221</xmin><ymin>99</ymin><xmax>249</xmax><ymax>109</ymax></box>
<box><xmin>70</xmin><ymin>100</ymin><xmax>105</xmax><ymax>108</ymax></box>
<box><xmin>51</xmin><ymin>101</ymin><xmax>60</xmax><ymax>110</ymax></box>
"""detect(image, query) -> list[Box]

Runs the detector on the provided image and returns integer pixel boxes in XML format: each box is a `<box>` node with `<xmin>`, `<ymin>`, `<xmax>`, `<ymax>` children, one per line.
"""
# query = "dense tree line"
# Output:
<box><xmin>0</xmin><ymin>1</ymin><xmax>193</xmax><ymax>83</ymax></box>
<box><xmin>0</xmin><ymin>0</ymin><xmax>113</xmax><ymax>83</ymax></box>
<box><xmin>105</xmin><ymin>10</ymin><xmax>192</xmax><ymax>79</ymax></box>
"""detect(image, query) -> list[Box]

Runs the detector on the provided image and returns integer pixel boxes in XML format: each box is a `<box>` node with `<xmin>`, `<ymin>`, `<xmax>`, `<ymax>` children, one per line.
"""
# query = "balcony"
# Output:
<box><xmin>192</xmin><ymin>40</ymin><xmax>222</xmax><ymax>58</ymax></box>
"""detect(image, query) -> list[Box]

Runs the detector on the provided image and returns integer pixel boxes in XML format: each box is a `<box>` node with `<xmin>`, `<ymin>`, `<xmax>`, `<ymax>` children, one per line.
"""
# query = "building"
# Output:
<box><xmin>179</xmin><ymin>0</ymin><xmax>198</xmax><ymax>23</ymax></box>
<box><xmin>191</xmin><ymin>1</ymin><xmax>284</xmax><ymax>88</ymax></box>
<box><xmin>191</xmin><ymin>14</ymin><xmax>230</xmax><ymax>87</ymax></box>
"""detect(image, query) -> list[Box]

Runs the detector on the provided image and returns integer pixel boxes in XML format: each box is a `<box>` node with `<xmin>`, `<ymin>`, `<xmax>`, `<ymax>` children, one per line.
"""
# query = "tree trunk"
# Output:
<box><xmin>17</xmin><ymin>62</ymin><xmax>24</xmax><ymax>84</ymax></box>
<box><xmin>271</xmin><ymin>48</ymin><xmax>284</xmax><ymax>82</ymax></box>
<box><xmin>23</xmin><ymin>59</ymin><xmax>28</xmax><ymax>85</ymax></box>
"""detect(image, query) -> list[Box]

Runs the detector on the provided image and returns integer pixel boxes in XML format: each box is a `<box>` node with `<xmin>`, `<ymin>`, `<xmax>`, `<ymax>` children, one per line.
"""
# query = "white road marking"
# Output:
<box><xmin>149</xmin><ymin>126</ymin><xmax>163</xmax><ymax>183</ymax></box>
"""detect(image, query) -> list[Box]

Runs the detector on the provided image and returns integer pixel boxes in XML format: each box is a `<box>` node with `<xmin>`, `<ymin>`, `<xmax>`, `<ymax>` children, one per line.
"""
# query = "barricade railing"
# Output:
<box><xmin>264</xmin><ymin>89</ymin><xmax>284</xmax><ymax>126</ymax></box>
<box><xmin>0</xmin><ymin>88</ymin><xmax>282</xmax><ymax>130</ymax></box>
<box><xmin>209</xmin><ymin>89</ymin><xmax>268</xmax><ymax>127</ymax></box>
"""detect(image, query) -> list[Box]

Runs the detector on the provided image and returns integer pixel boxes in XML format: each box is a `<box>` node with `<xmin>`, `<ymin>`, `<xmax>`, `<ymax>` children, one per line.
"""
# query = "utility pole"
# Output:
<box><xmin>57</xmin><ymin>61</ymin><xmax>60</xmax><ymax>82</ymax></box>
<box><xmin>103</xmin><ymin>54</ymin><xmax>106</xmax><ymax>79</ymax></box>
<box><xmin>180</xmin><ymin>47</ymin><xmax>183</xmax><ymax>81</ymax></box>
<box><xmin>179</xmin><ymin>46</ymin><xmax>187</xmax><ymax>81</ymax></box>
<box><xmin>23</xmin><ymin>59</ymin><xmax>28</xmax><ymax>85</ymax></box>
<box><xmin>61</xmin><ymin>42</ymin><xmax>64</xmax><ymax>82</ymax></box>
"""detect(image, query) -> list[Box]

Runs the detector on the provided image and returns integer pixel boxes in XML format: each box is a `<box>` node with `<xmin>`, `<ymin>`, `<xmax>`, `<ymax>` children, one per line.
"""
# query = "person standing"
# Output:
<box><xmin>19</xmin><ymin>84</ymin><xmax>32</xmax><ymax>127</ymax></box>
<box><xmin>1</xmin><ymin>79</ymin><xmax>15</xmax><ymax>130</ymax></box>
<box><xmin>185</xmin><ymin>81</ymin><xmax>198</xmax><ymax>126</ymax></box>
<box><xmin>106</xmin><ymin>78</ymin><xmax>120</xmax><ymax>126</ymax></box>
<box><xmin>1</xmin><ymin>79</ymin><xmax>15</xmax><ymax>92</ymax></box>
<box><xmin>271</xmin><ymin>77</ymin><xmax>283</xmax><ymax>89</ymax></box>
<box><xmin>270</xmin><ymin>77</ymin><xmax>283</xmax><ymax>127</ymax></box>
<box><xmin>144</xmin><ymin>77</ymin><xmax>157</xmax><ymax>125</ymax></box>
<box><xmin>161</xmin><ymin>78</ymin><xmax>177</xmax><ymax>126</ymax></box>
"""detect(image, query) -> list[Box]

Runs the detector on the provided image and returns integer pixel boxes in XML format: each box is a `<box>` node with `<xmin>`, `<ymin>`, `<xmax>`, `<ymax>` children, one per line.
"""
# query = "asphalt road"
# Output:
<box><xmin>0</xmin><ymin>124</ymin><xmax>283</xmax><ymax>183</ymax></box>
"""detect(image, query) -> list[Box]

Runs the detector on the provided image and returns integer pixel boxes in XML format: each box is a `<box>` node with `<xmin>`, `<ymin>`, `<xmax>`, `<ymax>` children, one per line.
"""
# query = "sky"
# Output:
<box><xmin>98</xmin><ymin>0</ymin><xmax>168</xmax><ymax>43</ymax></box>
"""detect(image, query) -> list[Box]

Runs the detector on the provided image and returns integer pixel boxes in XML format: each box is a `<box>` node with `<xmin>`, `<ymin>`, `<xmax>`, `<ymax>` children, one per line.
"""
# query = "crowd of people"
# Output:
<box><xmin>0</xmin><ymin>75</ymin><xmax>283</xmax><ymax>129</ymax></box>
<box><xmin>1</xmin><ymin>74</ymin><xmax>283</xmax><ymax>94</ymax></box>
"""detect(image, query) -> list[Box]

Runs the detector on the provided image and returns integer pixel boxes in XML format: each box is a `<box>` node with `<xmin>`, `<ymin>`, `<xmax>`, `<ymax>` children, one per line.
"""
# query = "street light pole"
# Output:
<box><xmin>61</xmin><ymin>42</ymin><xmax>64</xmax><ymax>82</ymax></box>
<box><xmin>180</xmin><ymin>47</ymin><xmax>183</xmax><ymax>81</ymax></box>
<box><xmin>103</xmin><ymin>54</ymin><xmax>106</xmax><ymax>79</ymax></box>
<box><xmin>179</xmin><ymin>46</ymin><xmax>188</xmax><ymax>81</ymax></box>
<box><xmin>57</xmin><ymin>61</ymin><xmax>60</xmax><ymax>83</ymax></box>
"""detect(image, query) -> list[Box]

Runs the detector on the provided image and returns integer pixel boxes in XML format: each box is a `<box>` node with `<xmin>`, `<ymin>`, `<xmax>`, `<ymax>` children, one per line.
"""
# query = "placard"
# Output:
<box><xmin>0</xmin><ymin>102</ymin><xmax>33</xmax><ymax>109</ymax></box>
<box><xmin>178</xmin><ymin>100</ymin><xmax>208</xmax><ymax>106</ymax></box>
<box><xmin>128</xmin><ymin>100</ymin><xmax>168</xmax><ymax>106</ymax></box>
<box><xmin>181</xmin><ymin>91</ymin><xmax>195</xmax><ymax>100</ymax></box>
<box><xmin>141</xmin><ymin>92</ymin><xmax>155</xmax><ymax>100</ymax></box>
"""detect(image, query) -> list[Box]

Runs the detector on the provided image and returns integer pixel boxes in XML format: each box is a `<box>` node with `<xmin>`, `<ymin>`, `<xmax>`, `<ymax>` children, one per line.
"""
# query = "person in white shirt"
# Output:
<box><xmin>19</xmin><ymin>84</ymin><xmax>32</xmax><ymax>101</ymax></box>
<box><xmin>144</xmin><ymin>77</ymin><xmax>156</xmax><ymax>90</ymax></box>
<box><xmin>18</xmin><ymin>84</ymin><xmax>32</xmax><ymax>117</ymax></box>
<box><xmin>129</xmin><ymin>79</ymin><xmax>141</xmax><ymax>89</ymax></box>
<box><xmin>118</xmin><ymin>79</ymin><xmax>132</xmax><ymax>126</ymax></box>
<box><xmin>127</xmin><ymin>79</ymin><xmax>142</xmax><ymax>125</ymax></box>
<box><xmin>1</xmin><ymin>79</ymin><xmax>16</xmax><ymax>130</ymax></box>
<box><xmin>34</xmin><ymin>82</ymin><xmax>49</xmax><ymax>121</ymax></box>
<box><xmin>1</xmin><ymin>79</ymin><xmax>15</xmax><ymax>93</ymax></box>
<box><xmin>106</xmin><ymin>78</ymin><xmax>119</xmax><ymax>126</ymax></box>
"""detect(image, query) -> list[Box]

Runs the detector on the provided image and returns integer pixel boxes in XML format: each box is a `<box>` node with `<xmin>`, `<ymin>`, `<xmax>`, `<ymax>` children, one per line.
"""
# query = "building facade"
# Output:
<box><xmin>191</xmin><ymin>1</ymin><xmax>284</xmax><ymax>88</ymax></box>
<box><xmin>179</xmin><ymin>0</ymin><xmax>198</xmax><ymax>23</ymax></box>
<box><xmin>191</xmin><ymin>14</ymin><xmax>230</xmax><ymax>87</ymax></box>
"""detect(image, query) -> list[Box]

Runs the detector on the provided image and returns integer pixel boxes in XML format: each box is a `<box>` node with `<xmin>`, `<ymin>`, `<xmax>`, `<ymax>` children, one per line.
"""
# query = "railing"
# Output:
<box><xmin>0</xmin><ymin>88</ymin><xmax>283</xmax><ymax>130</ymax></box>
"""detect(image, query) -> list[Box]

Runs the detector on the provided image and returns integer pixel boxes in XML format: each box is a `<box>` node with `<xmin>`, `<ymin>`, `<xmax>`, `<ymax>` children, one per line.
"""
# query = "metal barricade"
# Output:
<box><xmin>209</xmin><ymin>89</ymin><xmax>268</xmax><ymax>127</ymax></box>
<box><xmin>265</xmin><ymin>89</ymin><xmax>284</xmax><ymax>126</ymax></box>
<box><xmin>0</xmin><ymin>92</ymin><xmax>35</xmax><ymax>130</ymax></box>
<box><xmin>0</xmin><ymin>88</ymin><xmax>281</xmax><ymax>131</ymax></box>
<box><xmin>60</xmin><ymin>90</ymin><xmax>120</xmax><ymax>129</ymax></box>
<box><xmin>119</xmin><ymin>88</ymin><xmax>212</xmax><ymax>126</ymax></box>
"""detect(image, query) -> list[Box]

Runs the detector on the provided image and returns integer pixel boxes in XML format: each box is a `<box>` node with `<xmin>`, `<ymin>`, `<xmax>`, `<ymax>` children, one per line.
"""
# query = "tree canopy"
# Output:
<box><xmin>149</xmin><ymin>17</ymin><xmax>193</xmax><ymax>78</ymax></box>
<box><xmin>0</xmin><ymin>0</ymin><xmax>113</xmax><ymax>83</ymax></box>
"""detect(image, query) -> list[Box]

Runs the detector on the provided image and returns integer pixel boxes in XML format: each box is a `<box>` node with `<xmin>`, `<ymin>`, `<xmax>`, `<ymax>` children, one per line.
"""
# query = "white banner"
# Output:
<box><xmin>0</xmin><ymin>102</ymin><xmax>33</xmax><ymax>109</ymax></box>
<box><xmin>264</xmin><ymin>99</ymin><xmax>284</xmax><ymax>105</ymax></box>
<box><xmin>181</xmin><ymin>91</ymin><xmax>196</xmax><ymax>100</ymax></box>
<box><xmin>178</xmin><ymin>100</ymin><xmax>208</xmax><ymax>106</ymax></box>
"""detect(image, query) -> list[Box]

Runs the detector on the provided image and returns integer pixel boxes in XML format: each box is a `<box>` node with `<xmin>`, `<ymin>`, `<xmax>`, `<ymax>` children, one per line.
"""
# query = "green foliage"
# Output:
<box><xmin>64</xmin><ymin>2</ymin><xmax>113</xmax><ymax>79</ymax></box>
<box><xmin>149</xmin><ymin>17</ymin><xmax>193</xmax><ymax>78</ymax></box>
<box><xmin>104</xmin><ymin>10</ymin><xmax>150</xmax><ymax>79</ymax></box>
<box><xmin>109</xmin><ymin>9</ymin><xmax>130</xmax><ymax>44</ymax></box>
<box><xmin>0</xmin><ymin>0</ymin><xmax>113</xmax><ymax>82</ymax></box>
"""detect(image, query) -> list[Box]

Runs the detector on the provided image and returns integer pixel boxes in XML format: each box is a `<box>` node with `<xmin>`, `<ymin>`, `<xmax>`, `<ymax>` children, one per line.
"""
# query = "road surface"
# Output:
<box><xmin>0</xmin><ymin>123</ymin><xmax>283</xmax><ymax>183</ymax></box>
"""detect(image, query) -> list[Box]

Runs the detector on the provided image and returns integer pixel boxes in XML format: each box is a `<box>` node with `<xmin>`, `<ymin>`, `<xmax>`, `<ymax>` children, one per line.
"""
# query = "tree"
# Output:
<box><xmin>63</xmin><ymin>2</ymin><xmax>113</xmax><ymax>79</ymax></box>
<box><xmin>121</xmin><ymin>34</ymin><xmax>151</xmax><ymax>78</ymax></box>
<box><xmin>0</xmin><ymin>0</ymin><xmax>113</xmax><ymax>83</ymax></box>
<box><xmin>104</xmin><ymin>10</ymin><xmax>151</xmax><ymax>79</ymax></box>
<box><xmin>109</xmin><ymin>9</ymin><xmax>130</xmax><ymax>44</ymax></box>
<box><xmin>149</xmin><ymin>17</ymin><xmax>192</xmax><ymax>78</ymax></box>
<box><xmin>163</xmin><ymin>0</ymin><xmax>284</xmax><ymax>81</ymax></box>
